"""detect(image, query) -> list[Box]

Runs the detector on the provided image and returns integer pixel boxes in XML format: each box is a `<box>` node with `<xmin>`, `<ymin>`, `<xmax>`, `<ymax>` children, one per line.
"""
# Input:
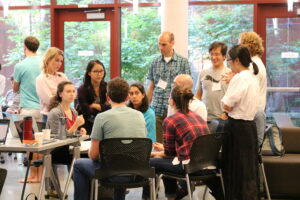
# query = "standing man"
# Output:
<box><xmin>147</xmin><ymin>32</ymin><xmax>191</xmax><ymax>143</ymax></box>
<box><xmin>73</xmin><ymin>77</ymin><xmax>146</xmax><ymax>200</ymax></box>
<box><xmin>195</xmin><ymin>41</ymin><xmax>230</xmax><ymax>131</ymax></box>
<box><xmin>13</xmin><ymin>36</ymin><xmax>41</xmax><ymax>121</ymax></box>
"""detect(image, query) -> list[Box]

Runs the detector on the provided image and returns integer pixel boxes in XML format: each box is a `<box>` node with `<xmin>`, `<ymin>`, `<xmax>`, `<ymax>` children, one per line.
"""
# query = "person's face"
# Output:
<box><xmin>48</xmin><ymin>54</ymin><xmax>63</xmax><ymax>74</ymax></box>
<box><xmin>210</xmin><ymin>47</ymin><xmax>226</xmax><ymax>68</ymax></box>
<box><xmin>227</xmin><ymin>57</ymin><xmax>239</xmax><ymax>73</ymax></box>
<box><xmin>129</xmin><ymin>86</ymin><xmax>145</xmax><ymax>108</ymax></box>
<box><xmin>158</xmin><ymin>35</ymin><xmax>174</xmax><ymax>57</ymax></box>
<box><xmin>59</xmin><ymin>84</ymin><xmax>76</xmax><ymax>104</ymax></box>
<box><xmin>88</xmin><ymin>64</ymin><xmax>105</xmax><ymax>83</ymax></box>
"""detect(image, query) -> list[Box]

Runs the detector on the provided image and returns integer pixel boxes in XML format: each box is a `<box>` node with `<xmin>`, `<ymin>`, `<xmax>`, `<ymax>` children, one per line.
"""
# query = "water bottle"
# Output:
<box><xmin>23</xmin><ymin>116</ymin><xmax>33</xmax><ymax>141</ymax></box>
<box><xmin>58</xmin><ymin>116</ymin><xmax>67</xmax><ymax>140</ymax></box>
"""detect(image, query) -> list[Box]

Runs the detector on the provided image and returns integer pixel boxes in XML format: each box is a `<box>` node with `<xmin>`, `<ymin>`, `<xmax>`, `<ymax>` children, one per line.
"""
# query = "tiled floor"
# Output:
<box><xmin>0</xmin><ymin>153</ymin><xmax>214</xmax><ymax>200</ymax></box>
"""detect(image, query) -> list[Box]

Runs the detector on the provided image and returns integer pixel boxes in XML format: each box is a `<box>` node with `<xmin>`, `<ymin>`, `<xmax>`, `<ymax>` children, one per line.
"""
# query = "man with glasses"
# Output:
<box><xmin>195</xmin><ymin>42</ymin><xmax>230</xmax><ymax>132</ymax></box>
<box><xmin>147</xmin><ymin>32</ymin><xmax>191</xmax><ymax>143</ymax></box>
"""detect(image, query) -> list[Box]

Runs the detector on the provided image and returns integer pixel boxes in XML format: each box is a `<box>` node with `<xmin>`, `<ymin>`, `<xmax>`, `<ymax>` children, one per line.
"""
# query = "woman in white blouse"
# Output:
<box><xmin>36</xmin><ymin>47</ymin><xmax>69</xmax><ymax>122</ymax></box>
<box><xmin>221</xmin><ymin>45</ymin><xmax>260</xmax><ymax>200</ymax></box>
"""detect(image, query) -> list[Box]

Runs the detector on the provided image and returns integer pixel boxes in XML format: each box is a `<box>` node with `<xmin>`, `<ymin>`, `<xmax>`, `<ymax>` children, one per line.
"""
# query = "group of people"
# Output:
<box><xmin>6</xmin><ymin>30</ymin><xmax>267</xmax><ymax>200</ymax></box>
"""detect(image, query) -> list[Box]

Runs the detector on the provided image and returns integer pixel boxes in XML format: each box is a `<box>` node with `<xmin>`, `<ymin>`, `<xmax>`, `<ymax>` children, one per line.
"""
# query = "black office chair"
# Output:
<box><xmin>156</xmin><ymin>133</ymin><xmax>225</xmax><ymax>200</ymax></box>
<box><xmin>93</xmin><ymin>138</ymin><xmax>156</xmax><ymax>200</ymax></box>
<box><xmin>0</xmin><ymin>168</ymin><xmax>7</xmax><ymax>195</ymax></box>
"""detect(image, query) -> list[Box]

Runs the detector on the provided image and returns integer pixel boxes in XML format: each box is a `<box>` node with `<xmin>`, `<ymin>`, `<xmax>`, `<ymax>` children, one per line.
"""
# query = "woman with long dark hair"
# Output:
<box><xmin>76</xmin><ymin>60</ymin><xmax>110</xmax><ymax>134</ymax></box>
<box><xmin>221</xmin><ymin>45</ymin><xmax>260</xmax><ymax>200</ymax></box>
<box><xmin>128</xmin><ymin>83</ymin><xmax>156</xmax><ymax>142</ymax></box>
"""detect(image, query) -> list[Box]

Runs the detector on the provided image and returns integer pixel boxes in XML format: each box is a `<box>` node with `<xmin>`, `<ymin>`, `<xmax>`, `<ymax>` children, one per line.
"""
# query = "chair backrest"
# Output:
<box><xmin>98</xmin><ymin>137</ymin><xmax>152</xmax><ymax>179</ymax></box>
<box><xmin>185</xmin><ymin>133</ymin><xmax>222</xmax><ymax>174</ymax></box>
<box><xmin>0</xmin><ymin>168</ymin><xmax>7</xmax><ymax>195</ymax></box>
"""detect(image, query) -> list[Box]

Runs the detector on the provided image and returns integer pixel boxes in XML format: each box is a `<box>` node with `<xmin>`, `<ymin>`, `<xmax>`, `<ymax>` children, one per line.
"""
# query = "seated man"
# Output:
<box><xmin>73</xmin><ymin>77</ymin><xmax>147</xmax><ymax>200</ymax></box>
<box><xmin>167</xmin><ymin>74</ymin><xmax>207</xmax><ymax>121</ymax></box>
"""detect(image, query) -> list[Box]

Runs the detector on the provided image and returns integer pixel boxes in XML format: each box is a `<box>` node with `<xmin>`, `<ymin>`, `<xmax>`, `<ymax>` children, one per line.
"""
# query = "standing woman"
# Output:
<box><xmin>221</xmin><ymin>45</ymin><xmax>260</xmax><ymax>200</ymax></box>
<box><xmin>36</xmin><ymin>47</ymin><xmax>69</xmax><ymax>122</ymax></box>
<box><xmin>76</xmin><ymin>60</ymin><xmax>110</xmax><ymax>135</ymax></box>
<box><xmin>128</xmin><ymin>83</ymin><xmax>156</xmax><ymax>142</ymax></box>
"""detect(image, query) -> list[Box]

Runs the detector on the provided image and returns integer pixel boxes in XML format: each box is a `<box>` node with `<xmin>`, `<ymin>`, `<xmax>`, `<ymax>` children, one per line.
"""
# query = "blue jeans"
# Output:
<box><xmin>73</xmin><ymin>158</ymin><xmax>126</xmax><ymax>200</ymax></box>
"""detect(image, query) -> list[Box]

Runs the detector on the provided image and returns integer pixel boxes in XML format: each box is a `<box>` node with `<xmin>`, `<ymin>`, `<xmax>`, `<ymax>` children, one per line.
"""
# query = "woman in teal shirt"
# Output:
<box><xmin>128</xmin><ymin>83</ymin><xmax>156</xmax><ymax>142</ymax></box>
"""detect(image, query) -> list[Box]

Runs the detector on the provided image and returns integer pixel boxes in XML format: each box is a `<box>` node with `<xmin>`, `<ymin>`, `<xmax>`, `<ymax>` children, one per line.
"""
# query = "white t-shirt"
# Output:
<box><xmin>0</xmin><ymin>74</ymin><xmax>5</xmax><ymax>96</ymax></box>
<box><xmin>221</xmin><ymin>70</ymin><xmax>259</xmax><ymax>120</ymax></box>
<box><xmin>167</xmin><ymin>97</ymin><xmax>208</xmax><ymax>121</ymax></box>
<box><xmin>250</xmin><ymin>56</ymin><xmax>267</xmax><ymax>110</ymax></box>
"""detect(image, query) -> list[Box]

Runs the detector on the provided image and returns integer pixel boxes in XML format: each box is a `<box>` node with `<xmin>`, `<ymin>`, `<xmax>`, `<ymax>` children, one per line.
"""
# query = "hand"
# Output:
<box><xmin>222</xmin><ymin>71</ymin><xmax>235</xmax><ymax>84</ymax></box>
<box><xmin>90</xmin><ymin>103</ymin><xmax>101</xmax><ymax>111</ymax></box>
<box><xmin>79</xmin><ymin>128</ymin><xmax>87</xmax><ymax>135</ymax></box>
<box><xmin>219</xmin><ymin>113</ymin><xmax>228</xmax><ymax>120</ymax></box>
<box><xmin>152</xmin><ymin>142</ymin><xmax>164</xmax><ymax>151</ymax></box>
<box><xmin>75</xmin><ymin>115</ymin><xmax>85</xmax><ymax>127</ymax></box>
<box><xmin>151</xmin><ymin>151</ymin><xmax>164</xmax><ymax>158</ymax></box>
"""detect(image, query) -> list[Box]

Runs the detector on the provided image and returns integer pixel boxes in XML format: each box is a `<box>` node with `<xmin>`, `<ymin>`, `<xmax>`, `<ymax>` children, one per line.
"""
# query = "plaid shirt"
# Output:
<box><xmin>147</xmin><ymin>52</ymin><xmax>191</xmax><ymax>116</ymax></box>
<box><xmin>163</xmin><ymin>111</ymin><xmax>210</xmax><ymax>161</ymax></box>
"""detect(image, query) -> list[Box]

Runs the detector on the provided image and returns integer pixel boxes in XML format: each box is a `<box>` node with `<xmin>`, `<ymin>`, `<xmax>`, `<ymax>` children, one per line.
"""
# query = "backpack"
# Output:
<box><xmin>261</xmin><ymin>123</ymin><xmax>285</xmax><ymax>156</ymax></box>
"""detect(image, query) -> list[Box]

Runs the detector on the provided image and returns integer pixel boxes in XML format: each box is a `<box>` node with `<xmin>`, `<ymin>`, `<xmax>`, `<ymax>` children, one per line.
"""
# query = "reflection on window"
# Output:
<box><xmin>64</xmin><ymin>21</ymin><xmax>110</xmax><ymax>87</ymax></box>
<box><xmin>190</xmin><ymin>0</ymin><xmax>248</xmax><ymax>1</ymax></box>
<box><xmin>121</xmin><ymin>7</ymin><xmax>160</xmax><ymax>83</ymax></box>
<box><xmin>121</xmin><ymin>0</ymin><xmax>160</xmax><ymax>3</ymax></box>
<box><xmin>0</xmin><ymin>0</ymin><xmax>50</xmax><ymax>6</ymax></box>
<box><xmin>188</xmin><ymin>4</ymin><xmax>253</xmax><ymax>85</ymax></box>
<box><xmin>266</xmin><ymin>17</ymin><xmax>300</xmax><ymax>126</ymax></box>
<box><xmin>0</xmin><ymin>9</ymin><xmax>50</xmax><ymax>96</ymax></box>
<box><xmin>57</xmin><ymin>0</ymin><xmax>113</xmax><ymax>4</ymax></box>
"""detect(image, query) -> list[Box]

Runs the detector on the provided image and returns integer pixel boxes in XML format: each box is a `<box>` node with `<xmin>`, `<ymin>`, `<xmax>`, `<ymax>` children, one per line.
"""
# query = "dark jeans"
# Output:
<box><xmin>73</xmin><ymin>158</ymin><xmax>126</xmax><ymax>200</ymax></box>
<box><xmin>143</xmin><ymin>158</ymin><xmax>224</xmax><ymax>199</ymax></box>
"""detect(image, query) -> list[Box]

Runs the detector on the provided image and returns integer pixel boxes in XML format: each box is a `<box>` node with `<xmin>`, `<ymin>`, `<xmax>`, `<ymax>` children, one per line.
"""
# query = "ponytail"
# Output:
<box><xmin>252</xmin><ymin>61</ymin><xmax>259</xmax><ymax>75</ymax></box>
<box><xmin>171</xmin><ymin>86</ymin><xmax>194</xmax><ymax>114</ymax></box>
<box><xmin>48</xmin><ymin>96</ymin><xmax>61</xmax><ymax>111</ymax></box>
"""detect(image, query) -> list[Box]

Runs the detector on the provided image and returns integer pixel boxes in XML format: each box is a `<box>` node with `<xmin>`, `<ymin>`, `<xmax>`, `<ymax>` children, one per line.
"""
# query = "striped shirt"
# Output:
<box><xmin>162</xmin><ymin>111</ymin><xmax>210</xmax><ymax>161</ymax></box>
<box><xmin>147</xmin><ymin>52</ymin><xmax>191</xmax><ymax>116</ymax></box>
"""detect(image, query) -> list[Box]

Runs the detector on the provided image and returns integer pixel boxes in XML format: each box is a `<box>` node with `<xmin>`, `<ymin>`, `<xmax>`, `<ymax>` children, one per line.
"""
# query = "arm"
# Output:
<box><xmin>88</xmin><ymin>139</ymin><xmax>100</xmax><ymax>160</ymax></box>
<box><xmin>77</xmin><ymin>86</ymin><xmax>99</xmax><ymax>115</ymax></box>
<box><xmin>195</xmin><ymin>88</ymin><xmax>202</xmax><ymax>100</ymax></box>
<box><xmin>13</xmin><ymin>81</ymin><xmax>20</xmax><ymax>92</ymax></box>
<box><xmin>147</xmin><ymin>81</ymin><xmax>154</xmax><ymax>104</ymax></box>
<box><xmin>67</xmin><ymin>115</ymin><xmax>85</xmax><ymax>134</ymax></box>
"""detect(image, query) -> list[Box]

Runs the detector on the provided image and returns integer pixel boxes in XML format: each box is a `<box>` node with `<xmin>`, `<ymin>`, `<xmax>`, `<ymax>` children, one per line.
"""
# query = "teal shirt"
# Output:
<box><xmin>14</xmin><ymin>56</ymin><xmax>41</xmax><ymax>109</ymax></box>
<box><xmin>143</xmin><ymin>107</ymin><xmax>156</xmax><ymax>142</ymax></box>
<box><xmin>91</xmin><ymin>106</ymin><xmax>146</xmax><ymax>141</ymax></box>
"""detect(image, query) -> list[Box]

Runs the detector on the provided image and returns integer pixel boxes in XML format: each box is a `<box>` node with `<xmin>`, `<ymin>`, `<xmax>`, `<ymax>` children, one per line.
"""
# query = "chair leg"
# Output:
<box><xmin>260</xmin><ymin>162</ymin><xmax>271</xmax><ymax>200</ymax></box>
<box><xmin>90</xmin><ymin>179</ymin><xmax>95</xmax><ymax>200</ymax></box>
<box><xmin>155</xmin><ymin>174</ymin><xmax>162</xmax><ymax>197</ymax></box>
<box><xmin>185</xmin><ymin>174</ymin><xmax>193</xmax><ymax>200</ymax></box>
<box><xmin>94</xmin><ymin>180</ymin><xmax>99</xmax><ymax>200</ymax></box>
<box><xmin>150</xmin><ymin>178</ymin><xmax>156</xmax><ymax>200</ymax></box>
<box><xmin>202</xmin><ymin>186</ymin><xmax>208</xmax><ymax>200</ymax></box>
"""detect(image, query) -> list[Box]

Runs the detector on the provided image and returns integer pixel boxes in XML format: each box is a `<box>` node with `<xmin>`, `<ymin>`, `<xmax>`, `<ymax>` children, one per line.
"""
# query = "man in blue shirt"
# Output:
<box><xmin>13</xmin><ymin>36</ymin><xmax>41</xmax><ymax>121</ymax></box>
<box><xmin>147</xmin><ymin>32</ymin><xmax>191</xmax><ymax>143</ymax></box>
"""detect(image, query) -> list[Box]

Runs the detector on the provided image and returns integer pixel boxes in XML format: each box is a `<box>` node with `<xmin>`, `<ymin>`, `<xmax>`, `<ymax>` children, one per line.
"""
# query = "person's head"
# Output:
<box><xmin>83</xmin><ymin>59</ymin><xmax>106</xmax><ymax>87</ymax></box>
<box><xmin>158</xmin><ymin>31</ymin><xmax>175</xmax><ymax>57</ymax></box>
<box><xmin>10</xmin><ymin>76</ymin><xmax>14</xmax><ymax>85</ymax></box>
<box><xmin>24</xmin><ymin>36</ymin><xmax>40</xmax><ymax>53</ymax></box>
<box><xmin>48</xmin><ymin>81</ymin><xmax>75</xmax><ymax>111</ymax></box>
<box><xmin>239</xmin><ymin>32</ymin><xmax>264</xmax><ymax>57</ymax></box>
<box><xmin>107</xmin><ymin>77</ymin><xmax>129</xmax><ymax>104</ymax></box>
<box><xmin>209</xmin><ymin>42</ymin><xmax>227</xmax><ymax>68</ymax></box>
<box><xmin>173</xmin><ymin>74</ymin><xmax>194</xmax><ymax>90</ymax></box>
<box><xmin>41</xmin><ymin>47</ymin><xmax>64</xmax><ymax>75</ymax></box>
<box><xmin>128</xmin><ymin>83</ymin><xmax>149</xmax><ymax>112</ymax></box>
<box><xmin>227</xmin><ymin>45</ymin><xmax>259</xmax><ymax>75</ymax></box>
<box><xmin>170</xmin><ymin>86</ymin><xmax>194</xmax><ymax>114</ymax></box>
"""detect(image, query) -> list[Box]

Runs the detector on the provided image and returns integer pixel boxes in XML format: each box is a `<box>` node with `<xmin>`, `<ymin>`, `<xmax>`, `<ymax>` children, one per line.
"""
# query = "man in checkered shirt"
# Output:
<box><xmin>146</xmin><ymin>32</ymin><xmax>191</xmax><ymax>143</ymax></box>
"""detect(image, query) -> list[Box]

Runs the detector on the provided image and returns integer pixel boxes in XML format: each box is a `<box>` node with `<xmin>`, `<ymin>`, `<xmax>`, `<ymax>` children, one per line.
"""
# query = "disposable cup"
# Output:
<box><xmin>42</xmin><ymin>129</ymin><xmax>51</xmax><ymax>140</ymax></box>
<box><xmin>35</xmin><ymin>132</ymin><xmax>44</xmax><ymax>145</ymax></box>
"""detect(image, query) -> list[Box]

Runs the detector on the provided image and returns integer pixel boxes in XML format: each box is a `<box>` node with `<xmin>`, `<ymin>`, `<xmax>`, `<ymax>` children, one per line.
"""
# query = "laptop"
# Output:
<box><xmin>7</xmin><ymin>114</ymin><xmax>40</xmax><ymax>138</ymax></box>
<box><xmin>0</xmin><ymin>119</ymin><xmax>10</xmax><ymax>145</ymax></box>
<box><xmin>273</xmin><ymin>113</ymin><xmax>295</xmax><ymax>128</ymax></box>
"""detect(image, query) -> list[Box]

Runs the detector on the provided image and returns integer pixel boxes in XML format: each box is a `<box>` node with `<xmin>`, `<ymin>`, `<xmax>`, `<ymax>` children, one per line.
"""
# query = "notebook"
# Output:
<box><xmin>0</xmin><ymin>119</ymin><xmax>10</xmax><ymax>144</ymax></box>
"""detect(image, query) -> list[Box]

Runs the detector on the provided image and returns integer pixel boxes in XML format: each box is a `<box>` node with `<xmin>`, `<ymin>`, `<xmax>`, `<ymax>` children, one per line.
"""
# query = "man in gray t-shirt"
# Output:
<box><xmin>196</xmin><ymin>42</ymin><xmax>230</xmax><ymax>131</ymax></box>
<box><xmin>73</xmin><ymin>77</ymin><xmax>146</xmax><ymax>200</ymax></box>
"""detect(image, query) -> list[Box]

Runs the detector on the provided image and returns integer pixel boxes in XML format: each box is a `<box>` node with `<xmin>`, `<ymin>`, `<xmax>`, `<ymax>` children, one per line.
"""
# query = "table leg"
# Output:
<box><xmin>21</xmin><ymin>152</ymin><xmax>33</xmax><ymax>200</ymax></box>
<box><xmin>63</xmin><ymin>146</ymin><xmax>81</xmax><ymax>199</ymax></box>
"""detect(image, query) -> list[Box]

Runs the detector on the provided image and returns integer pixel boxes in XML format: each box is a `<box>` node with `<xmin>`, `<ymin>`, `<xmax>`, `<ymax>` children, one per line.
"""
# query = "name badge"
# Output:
<box><xmin>157</xmin><ymin>79</ymin><xmax>167</xmax><ymax>90</ymax></box>
<box><xmin>212</xmin><ymin>82</ymin><xmax>221</xmax><ymax>91</ymax></box>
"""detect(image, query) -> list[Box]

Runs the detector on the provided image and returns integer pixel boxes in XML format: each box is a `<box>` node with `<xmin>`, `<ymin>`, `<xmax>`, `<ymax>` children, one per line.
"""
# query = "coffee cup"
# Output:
<box><xmin>42</xmin><ymin>129</ymin><xmax>51</xmax><ymax>140</ymax></box>
<box><xmin>35</xmin><ymin>132</ymin><xmax>44</xmax><ymax>145</ymax></box>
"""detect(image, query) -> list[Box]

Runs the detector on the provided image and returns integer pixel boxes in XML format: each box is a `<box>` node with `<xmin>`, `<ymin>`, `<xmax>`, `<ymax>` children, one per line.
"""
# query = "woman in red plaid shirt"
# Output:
<box><xmin>143</xmin><ymin>86</ymin><xmax>223</xmax><ymax>200</ymax></box>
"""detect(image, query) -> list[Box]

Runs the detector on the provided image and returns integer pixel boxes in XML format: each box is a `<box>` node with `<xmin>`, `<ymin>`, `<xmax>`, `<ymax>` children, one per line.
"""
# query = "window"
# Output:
<box><xmin>56</xmin><ymin>0</ymin><xmax>113</xmax><ymax>4</ymax></box>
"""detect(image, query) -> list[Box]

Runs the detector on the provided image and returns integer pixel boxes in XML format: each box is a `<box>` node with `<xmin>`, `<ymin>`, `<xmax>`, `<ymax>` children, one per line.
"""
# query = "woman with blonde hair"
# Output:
<box><xmin>36</xmin><ymin>47</ymin><xmax>69</xmax><ymax>122</ymax></box>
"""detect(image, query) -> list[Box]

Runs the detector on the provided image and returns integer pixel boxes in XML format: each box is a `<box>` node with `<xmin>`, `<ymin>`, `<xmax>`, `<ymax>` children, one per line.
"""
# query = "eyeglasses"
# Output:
<box><xmin>91</xmin><ymin>70</ymin><xmax>104</xmax><ymax>74</ymax></box>
<box><xmin>226</xmin><ymin>58</ymin><xmax>232</xmax><ymax>62</ymax></box>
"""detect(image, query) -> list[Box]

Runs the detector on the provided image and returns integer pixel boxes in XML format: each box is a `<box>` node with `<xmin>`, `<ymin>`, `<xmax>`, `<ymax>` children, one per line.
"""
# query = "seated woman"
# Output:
<box><xmin>128</xmin><ymin>83</ymin><xmax>156</xmax><ymax>142</ymax></box>
<box><xmin>36</xmin><ymin>47</ymin><xmax>69</xmax><ymax>123</ymax></box>
<box><xmin>76</xmin><ymin>60</ymin><xmax>110</xmax><ymax>135</ymax></box>
<box><xmin>143</xmin><ymin>86</ymin><xmax>223</xmax><ymax>200</ymax></box>
<box><xmin>46</xmin><ymin>81</ymin><xmax>86</xmax><ymax>197</ymax></box>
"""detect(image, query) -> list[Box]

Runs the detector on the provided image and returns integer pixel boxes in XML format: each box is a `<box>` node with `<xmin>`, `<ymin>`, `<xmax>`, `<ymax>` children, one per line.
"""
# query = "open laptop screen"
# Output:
<box><xmin>0</xmin><ymin>119</ymin><xmax>10</xmax><ymax>144</ymax></box>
